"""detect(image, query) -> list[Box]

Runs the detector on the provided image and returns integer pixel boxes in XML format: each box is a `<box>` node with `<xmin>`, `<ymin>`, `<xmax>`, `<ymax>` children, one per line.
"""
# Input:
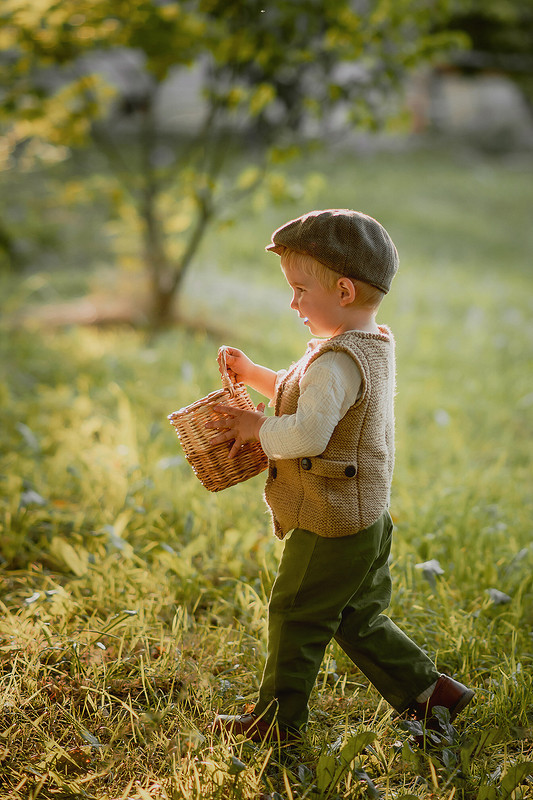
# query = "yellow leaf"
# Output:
<box><xmin>49</xmin><ymin>538</ymin><xmax>88</xmax><ymax>577</ymax></box>
<box><xmin>237</xmin><ymin>166</ymin><xmax>261</xmax><ymax>191</ymax></box>
<box><xmin>249</xmin><ymin>83</ymin><xmax>275</xmax><ymax>116</ymax></box>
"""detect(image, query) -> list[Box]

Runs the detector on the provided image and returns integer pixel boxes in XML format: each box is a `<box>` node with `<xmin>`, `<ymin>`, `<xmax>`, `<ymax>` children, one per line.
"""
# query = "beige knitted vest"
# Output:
<box><xmin>264</xmin><ymin>327</ymin><xmax>395</xmax><ymax>539</ymax></box>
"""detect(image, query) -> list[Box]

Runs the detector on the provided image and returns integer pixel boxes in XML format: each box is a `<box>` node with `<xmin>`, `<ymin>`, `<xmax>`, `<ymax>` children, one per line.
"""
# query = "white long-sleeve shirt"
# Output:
<box><xmin>259</xmin><ymin>350</ymin><xmax>362</xmax><ymax>460</ymax></box>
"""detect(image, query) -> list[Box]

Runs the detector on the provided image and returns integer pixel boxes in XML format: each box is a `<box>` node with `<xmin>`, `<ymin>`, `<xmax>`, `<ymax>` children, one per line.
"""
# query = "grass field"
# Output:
<box><xmin>1</xmin><ymin>143</ymin><xmax>532</xmax><ymax>799</ymax></box>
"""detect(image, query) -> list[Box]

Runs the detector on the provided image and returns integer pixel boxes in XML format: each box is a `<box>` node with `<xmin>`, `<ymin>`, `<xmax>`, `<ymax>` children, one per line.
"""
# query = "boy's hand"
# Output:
<box><xmin>219</xmin><ymin>347</ymin><xmax>255</xmax><ymax>385</ymax></box>
<box><xmin>207</xmin><ymin>403</ymin><xmax>266</xmax><ymax>459</ymax></box>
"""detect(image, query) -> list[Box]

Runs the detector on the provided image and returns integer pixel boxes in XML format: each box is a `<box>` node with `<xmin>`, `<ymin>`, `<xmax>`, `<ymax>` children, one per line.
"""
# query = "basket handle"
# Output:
<box><xmin>217</xmin><ymin>346</ymin><xmax>236</xmax><ymax>397</ymax></box>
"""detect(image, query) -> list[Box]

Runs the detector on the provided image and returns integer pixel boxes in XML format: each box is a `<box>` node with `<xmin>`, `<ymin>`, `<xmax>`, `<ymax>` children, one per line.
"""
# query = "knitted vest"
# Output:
<box><xmin>264</xmin><ymin>327</ymin><xmax>395</xmax><ymax>539</ymax></box>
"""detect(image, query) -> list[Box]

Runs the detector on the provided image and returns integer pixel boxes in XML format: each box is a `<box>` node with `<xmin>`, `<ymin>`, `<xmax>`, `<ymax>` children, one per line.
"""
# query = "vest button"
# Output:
<box><xmin>301</xmin><ymin>458</ymin><xmax>312</xmax><ymax>471</ymax></box>
<box><xmin>271</xmin><ymin>466</ymin><xmax>277</xmax><ymax>479</ymax></box>
<box><xmin>344</xmin><ymin>465</ymin><xmax>356</xmax><ymax>477</ymax></box>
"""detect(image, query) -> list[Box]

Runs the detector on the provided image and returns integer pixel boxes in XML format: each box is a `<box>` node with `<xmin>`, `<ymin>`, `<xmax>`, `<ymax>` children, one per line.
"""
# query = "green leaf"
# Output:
<box><xmin>316</xmin><ymin>753</ymin><xmax>339</xmax><ymax>792</ymax></box>
<box><xmin>477</xmin><ymin>786</ymin><xmax>498</xmax><ymax>800</ymax></box>
<box><xmin>500</xmin><ymin>762</ymin><xmax>533</xmax><ymax>799</ymax></box>
<box><xmin>471</xmin><ymin>727</ymin><xmax>507</xmax><ymax>758</ymax></box>
<box><xmin>340</xmin><ymin>731</ymin><xmax>377</xmax><ymax>763</ymax></box>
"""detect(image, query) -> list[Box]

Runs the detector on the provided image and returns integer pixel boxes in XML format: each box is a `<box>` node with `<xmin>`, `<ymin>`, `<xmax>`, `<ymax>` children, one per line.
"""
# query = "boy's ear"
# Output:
<box><xmin>337</xmin><ymin>277</ymin><xmax>356</xmax><ymax>306</ymax></box>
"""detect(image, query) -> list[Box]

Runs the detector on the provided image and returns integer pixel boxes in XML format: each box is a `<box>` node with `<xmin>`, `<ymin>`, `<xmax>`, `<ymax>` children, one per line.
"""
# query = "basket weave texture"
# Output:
<box><xmin>168</xmin><ymin>348</ymin><xmax>268</xmax><ymax>492</ymax></box>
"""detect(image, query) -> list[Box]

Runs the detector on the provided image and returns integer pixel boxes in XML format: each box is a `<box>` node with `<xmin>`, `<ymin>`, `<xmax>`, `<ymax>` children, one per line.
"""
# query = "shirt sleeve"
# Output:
<box><xmin>268</xmin><ymin>369</ymin><xmax>288</xmax><ymax>407</ymax></box>
<box><xmin>259</xmin><ymin>351</ymin><xmax>362</xmax><ymax>460</ymax></box>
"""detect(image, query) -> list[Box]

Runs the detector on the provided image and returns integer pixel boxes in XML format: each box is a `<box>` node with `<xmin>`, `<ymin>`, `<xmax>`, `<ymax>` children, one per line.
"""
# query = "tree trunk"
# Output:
<box><xmin>151</xmin><ymin>282</ymin><xmax>177</xmax><ymax>328</ymax></box>
<box><xmin>137</xmin><ymin>98</ymin><xmax>177</xmax><ymax>328</ymax></box>
<box><xmin>138</xmin><ymin>96</ymin><xmax>215</xmax><ymax>329</ymax></box>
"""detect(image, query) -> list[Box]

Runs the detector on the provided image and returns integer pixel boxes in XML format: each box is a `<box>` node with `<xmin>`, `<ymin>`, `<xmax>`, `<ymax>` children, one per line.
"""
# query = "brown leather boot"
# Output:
<box><xmin>411</xmin><ymin>675</ymin><xmax>475</xmax><ymax>724</ymax></box>
<box><xmin>212</xmin><ymin>712</ymin><xmax>297</xmax><ymax>743</ymax></box>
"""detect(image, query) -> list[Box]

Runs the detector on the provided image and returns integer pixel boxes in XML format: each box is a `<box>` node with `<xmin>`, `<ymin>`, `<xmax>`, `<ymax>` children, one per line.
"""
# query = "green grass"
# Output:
<box><xmin>1</xmin><ymin>144</ymin><xmax>532</xmax><ymax>799</ymax></box>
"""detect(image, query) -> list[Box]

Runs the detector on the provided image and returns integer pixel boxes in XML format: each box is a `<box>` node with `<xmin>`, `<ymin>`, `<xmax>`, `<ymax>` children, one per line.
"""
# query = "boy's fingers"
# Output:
<box><xmin>227</xmin><ymin>437</ymin><xmax>242</xmax><ymax>459</ymax></box>
<box><xmin>208</xmin><ymin>426</ymin><xmax>241</xmax><ymax>456</ymax></box>
<box><xmin>206</xmin><ymin>418</ymin><xmax>230</xmax><ymax>429</ymax></box>
<box><xmin>205</xmin><ymin>420</ymin><xmax>219</xmax><ymax>430</ymax></box>
<box><xmin>210</xmin><ymin>430</ymin><xmax>235</xmax><ymax>445</ymax></box>
<box><xmin>212</xmin><ymin>404</ymin><xmax>237</xmax><ymax>416</ymax></box>
<box><xmin>220</xmin><ymin>347</ymin><xmax>238</xmax><ymax>361</ymax></box>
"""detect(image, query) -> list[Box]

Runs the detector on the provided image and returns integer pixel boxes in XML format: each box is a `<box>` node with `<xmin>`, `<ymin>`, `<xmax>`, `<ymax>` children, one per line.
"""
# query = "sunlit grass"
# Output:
<box><xmin>1</xmin><ymin>144</ymin><xmax>532</xmax><ymax>798</ymax></box>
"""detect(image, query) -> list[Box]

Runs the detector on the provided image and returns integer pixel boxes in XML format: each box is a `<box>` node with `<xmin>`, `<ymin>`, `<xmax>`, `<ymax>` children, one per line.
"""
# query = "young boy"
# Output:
<box><xmin>207</xmin><ymin>209</ymin><xmax>474</xmax><ymax>742</ymax></box>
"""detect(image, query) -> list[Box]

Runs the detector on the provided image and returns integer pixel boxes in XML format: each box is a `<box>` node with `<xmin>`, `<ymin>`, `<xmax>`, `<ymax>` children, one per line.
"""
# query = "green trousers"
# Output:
<box><xmin>255</xmin><ymin>512</ymin><xmax>440</xmax><ymax>731</ymax></box>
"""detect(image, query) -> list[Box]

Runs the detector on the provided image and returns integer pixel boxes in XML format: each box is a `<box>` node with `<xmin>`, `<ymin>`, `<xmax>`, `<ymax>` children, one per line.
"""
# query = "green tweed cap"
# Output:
<box><xmin>265</xmin><ymin>209</ymin><xmax>399</xmax><ymax>293</ymax></box>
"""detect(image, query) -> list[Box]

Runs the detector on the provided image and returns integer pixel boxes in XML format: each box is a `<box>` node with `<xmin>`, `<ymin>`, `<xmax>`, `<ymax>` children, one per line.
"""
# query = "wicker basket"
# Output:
<box><xmin>168</xmin><ymin>347</ymin><xmax>268</xmax><ymax>492</ymax></box>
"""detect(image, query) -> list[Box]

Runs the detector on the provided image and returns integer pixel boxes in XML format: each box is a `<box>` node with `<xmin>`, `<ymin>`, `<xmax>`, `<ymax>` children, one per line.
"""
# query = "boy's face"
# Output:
<box><xmin>282</xmin><ymin>262</ymin><xmax>345</xmax><ymax>338</ymax></box>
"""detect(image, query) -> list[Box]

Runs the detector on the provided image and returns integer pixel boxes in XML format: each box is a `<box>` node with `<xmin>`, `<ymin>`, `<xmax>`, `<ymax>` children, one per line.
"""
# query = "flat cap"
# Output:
<box><xmin>266</xmin><ymin>209</ymin><xmax>399</xmax><ymax>293</ymax></box>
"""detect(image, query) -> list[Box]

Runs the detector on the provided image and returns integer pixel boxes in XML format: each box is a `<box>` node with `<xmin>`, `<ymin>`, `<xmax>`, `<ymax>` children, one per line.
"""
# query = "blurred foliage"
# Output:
<box><xmin>447</xmin><ymin>0</ymin><xmax>533</xmax><ymax>64</ymax></box>
<box><xmin>444</xmin><ymin>0</ymin><xmax>533</xmax><ymax>106</ymax></box>
<box><xmin>0</xmin><ymin>0</ymin><xmax>467</xmax><ymax>326</ymax></box>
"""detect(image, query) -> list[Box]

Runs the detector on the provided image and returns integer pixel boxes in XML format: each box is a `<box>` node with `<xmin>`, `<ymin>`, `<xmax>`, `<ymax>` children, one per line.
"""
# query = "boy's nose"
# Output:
<box><xmin>290</xmin><ymin>295</ymin><xmax>298</xmax><ymax>310</ymax></box>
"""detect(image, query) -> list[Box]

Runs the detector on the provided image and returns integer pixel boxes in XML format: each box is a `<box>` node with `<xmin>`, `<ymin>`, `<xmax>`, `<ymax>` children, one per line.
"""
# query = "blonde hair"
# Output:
<box><xmin>280</xmin><ymin>248</ymin><xmax>385</xmax><ymax>310</ymax></box>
